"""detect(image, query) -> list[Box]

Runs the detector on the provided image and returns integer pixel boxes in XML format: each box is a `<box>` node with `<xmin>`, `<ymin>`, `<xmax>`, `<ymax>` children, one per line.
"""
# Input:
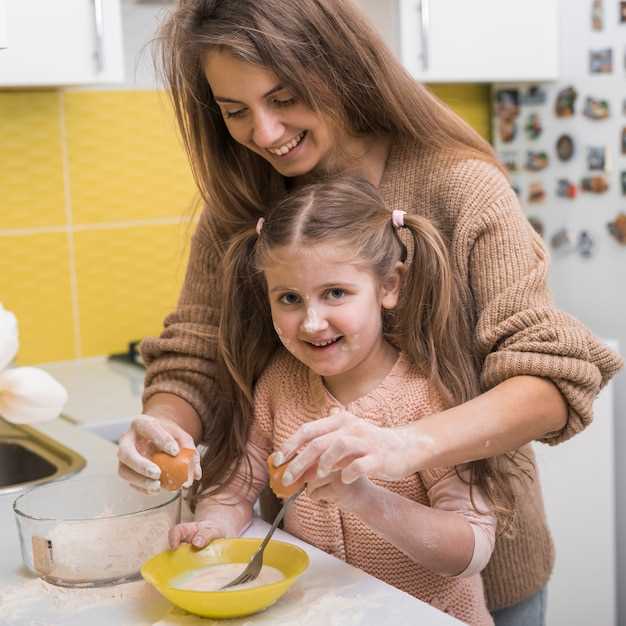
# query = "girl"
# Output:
<box><xmin>117</xmin><ymin>2</ymin><xmax>622</xmax><ymax>623</ymax></box>
<box><xmin>171</xmin><ymin>176</ymin><xmax>507</xmax><ymax>625</ymax></box>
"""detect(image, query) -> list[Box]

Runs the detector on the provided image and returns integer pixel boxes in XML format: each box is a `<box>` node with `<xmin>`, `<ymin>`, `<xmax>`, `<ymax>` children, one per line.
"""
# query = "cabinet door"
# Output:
<box><xmin>400</xmin><ymin>0</ymin><xmax>558</xmax><ymax>82</ymax></box>
<box><xmin>0</xmin><ymin>0</ymin><xmax>123</xmax><ymax>87</ymax></box>
<box><xmin>0</xmin><ymin>0</ymin><xmax>7</xmax><ymax>50</ymax></box>
<box><xmin>356</xmin><ymin>0</ymin><xmax>558</xmax><ymax>83</ymax></box>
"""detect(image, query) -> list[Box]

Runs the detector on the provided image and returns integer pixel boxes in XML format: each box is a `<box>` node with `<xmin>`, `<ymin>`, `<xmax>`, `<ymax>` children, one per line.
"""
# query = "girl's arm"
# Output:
<box><xmin>312</xmin><ymin>470</ymin><xmax>495</xmax><ymax>577</ymax></box>
<box><xmin>169</xmin><ymin>435</ymin><xmax>270</xmax><ymax>549</ymax></box>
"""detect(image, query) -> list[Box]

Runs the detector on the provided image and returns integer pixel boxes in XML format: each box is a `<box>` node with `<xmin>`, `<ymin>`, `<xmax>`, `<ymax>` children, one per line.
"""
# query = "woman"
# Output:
<box><xmin>116</xmin><ymin>1</ymin><xmax>622</xmax><ymax>624</ymax></box>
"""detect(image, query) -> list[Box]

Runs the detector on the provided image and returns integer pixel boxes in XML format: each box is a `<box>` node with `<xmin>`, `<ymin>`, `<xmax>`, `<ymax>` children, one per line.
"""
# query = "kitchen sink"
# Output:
<box><xmin>0</xmin><ymin>418</ymin><xmax>86</xmax><ymax>495</ymax></box>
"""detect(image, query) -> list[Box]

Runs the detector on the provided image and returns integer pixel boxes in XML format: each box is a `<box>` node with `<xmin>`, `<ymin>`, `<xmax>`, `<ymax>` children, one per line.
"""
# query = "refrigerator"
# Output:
<box><xmin>491</xmin><ymin>1</ymin><xmax>625</xmax><ymax>624</ymax></box>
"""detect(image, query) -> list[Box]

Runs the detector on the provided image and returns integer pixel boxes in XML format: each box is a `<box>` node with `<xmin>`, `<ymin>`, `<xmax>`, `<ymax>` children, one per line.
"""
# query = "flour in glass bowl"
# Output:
<box><xmin>37</xmin><ymin>510</ymin><xmax>172</xmax><ymax>583</ymax></box>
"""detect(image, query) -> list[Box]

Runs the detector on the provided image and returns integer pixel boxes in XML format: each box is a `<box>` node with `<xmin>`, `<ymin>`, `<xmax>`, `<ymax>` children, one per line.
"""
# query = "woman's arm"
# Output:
<box><xmin>398</xmin><ymin>374</ymin><xmax>567</xmax><ymax>474</ymax></box>
<box><xmin>118</xmin><ymin>209</ymin><xmax>223</xmax><ymax>488</ymax></box>
<box><xmin>275</xmin><ymin>374</ymin><xmax>566</xmax><ymax>486</ymax></box>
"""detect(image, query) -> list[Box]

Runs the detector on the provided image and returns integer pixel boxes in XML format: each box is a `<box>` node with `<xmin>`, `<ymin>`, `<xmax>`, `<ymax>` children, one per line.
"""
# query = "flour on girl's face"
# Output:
<box><xmin>302</xmin><ymin>306</ymin><xmax>328</xmax><ymax>334</ymax></box>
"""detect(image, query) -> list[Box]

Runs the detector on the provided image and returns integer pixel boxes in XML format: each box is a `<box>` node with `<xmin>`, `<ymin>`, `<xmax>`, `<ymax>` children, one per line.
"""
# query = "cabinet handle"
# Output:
<box><xmin>91</xmin><ymin>0</ymin><xmax>105</xmax><ymax>73</ymax></box>
<box><xmin>417</xmin><ymin>0</ymin><xmax>429</xmax><ymax>72</ymax></box>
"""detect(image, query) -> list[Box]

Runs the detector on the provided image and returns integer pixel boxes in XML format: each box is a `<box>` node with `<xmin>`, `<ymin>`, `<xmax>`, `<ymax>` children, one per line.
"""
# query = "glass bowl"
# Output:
<box><xmin>13</xmin><ymin>474</ymin><xmax>179</xmax><ymax>587</ymax></box>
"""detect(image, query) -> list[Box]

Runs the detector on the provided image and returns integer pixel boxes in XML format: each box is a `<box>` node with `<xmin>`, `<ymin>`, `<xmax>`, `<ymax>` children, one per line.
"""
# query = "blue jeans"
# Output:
<box><xmin>491</xmin><ymin>587</ymin><xmax>547</xmax><ymax>626</ymax></box>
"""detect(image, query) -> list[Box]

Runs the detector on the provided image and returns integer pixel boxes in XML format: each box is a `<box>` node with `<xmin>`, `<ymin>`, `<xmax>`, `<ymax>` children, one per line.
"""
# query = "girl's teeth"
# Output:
<box><xmin>312</xmin><ymin>338</ymin><xmax>338</xmax><ymax>347</ymax></box>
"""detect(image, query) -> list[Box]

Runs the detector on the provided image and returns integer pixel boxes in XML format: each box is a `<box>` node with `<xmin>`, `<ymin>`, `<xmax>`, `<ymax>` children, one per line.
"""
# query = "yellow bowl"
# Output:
<box><xmin>141</xmin><ymin>538</ymin><xmax>309</xmax><ymax>619</ymax></box>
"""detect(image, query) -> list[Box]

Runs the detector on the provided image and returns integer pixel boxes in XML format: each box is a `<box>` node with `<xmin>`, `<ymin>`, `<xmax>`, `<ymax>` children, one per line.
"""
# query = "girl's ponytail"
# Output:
<box><xmin>193</xmin><ymin>226</ymin><xmax>278</xmax><ymax>500</ymax></box>
<box><xmin>396</xmin><ymin>215</ymin><xmax>522</xmax><ymax>535</ymax></box>
<box><xmin>395</xmin><ymin>214</ymin><xmax>480</xmax><ymax>407</ymax></box>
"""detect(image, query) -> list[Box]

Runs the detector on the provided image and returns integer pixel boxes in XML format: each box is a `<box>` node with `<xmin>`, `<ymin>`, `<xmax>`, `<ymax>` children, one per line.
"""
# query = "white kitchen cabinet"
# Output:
<box><xmin>0</xmin><ymin>0</ymin><xmax>123</xmax><ymax>87</ymax></box>
<box><xmin>356</xmin><ymin>0</ymin><xmax>558</xmax><ymax>82</ymax></box>
<box><xmin>0</xmin><ymin>1</ymin><xmax>7</xmax><ymax>50</ymax></box>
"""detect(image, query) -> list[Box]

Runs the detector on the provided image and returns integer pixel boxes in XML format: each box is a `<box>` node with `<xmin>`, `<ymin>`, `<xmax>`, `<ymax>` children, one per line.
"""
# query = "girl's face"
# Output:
<box><xmin>263</xmin><ymin>243</ymin><xmax>401</xmax><ymax>388</ymax></box>
<box><xmin>203</xmin><ymin>50</ymin><xmax>336</xmax><ymax>178</ymax></box>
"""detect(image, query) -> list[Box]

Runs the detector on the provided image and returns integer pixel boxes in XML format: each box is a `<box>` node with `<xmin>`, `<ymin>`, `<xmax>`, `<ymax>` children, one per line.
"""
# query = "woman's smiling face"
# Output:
<box><xmin>203</xmin><ymin>50</ymin><xmax>336</xmax><ymax>177</ymax></box>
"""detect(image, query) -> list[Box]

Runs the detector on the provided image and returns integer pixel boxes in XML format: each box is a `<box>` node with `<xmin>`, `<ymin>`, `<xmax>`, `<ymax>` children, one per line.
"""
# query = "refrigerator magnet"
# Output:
<box><xmin>500</xmin><ymin>151</ymin><xmax>520</xmax><ymax>173</ymax></box>
<box><xmin>583</xmin><ymin>96</ymin><xmax>610</xmax><ymax>119</ymax></box>
<box><xmin>550</xmin><ymin>227</ymin><xmax>574</xmax><ymax>252</ymax></box>
<box><xmin>621</xmin><ymin>171</ymin><xmax>626</xmax><ymax>195</ymax></box>
<box><xmin>587</xmin><ymin>146</ymin><xmax>608</xmax><ymax>171</ymax></box>
<box><xmin>589</xmin><ymin>48</ymin><xmax>613</xmax><ymax>74</ymax></box>
<box><xmin>521</xmin><ymin>85</ymin><xmax>547</xmax><ymax>106</ymax></box>
<box><xmin>528</xmin><ymin>181</ymin><xmax>546</xmax><ymax>203</ymax></box>
<box><xmin>607</xmin><ymin>212</ymin><xmax>626</xmax><ymax>244</ymax></box>
<box><xmin>581</xmin><ymin>175</ymin><xmax>609</xmax><ymax>193</ymax></box>
<box><xmin>494</xmin><ymin>88</ymin><xmax>520</xmax><ymax>143</ymax></box>
<box><xmin>525</xmin><ymin>151</ymin><xmax>549</xmax><ymax>172</ymax></box>
<box><xmin>621</xmin><ymin>127</ymin><xmax>626</xmax><ymax>154</ymax></box>
<box><xmin>577</xmin><ymin>231</ymin><xmax>596</xmax><ymax>258</ymax></box>
<box><xmin>620</xmin><ymin>1</ymin><xmax>626</xmax><ymax>23</ymax></box>
<box><xmin>556</xmin><ymin>134</ymin><xmax>575</xmax><ymax>161</ymax></box>
<box><xmin>524</xmin><ymin>113</ymin><xmax>543</xmax><ymax>140</ymax></box>
<box><xmin>556</xmin><ymin>179</ymin><xmax>577</xmax><ymax>199</ymax></box>
<box><xmin>591</xmin><ymin>0</ymin><xmax>604</xmax><ymax>30</ymax></box>
<box><xmin>555</xmin><ymin>86</ymin><xmax>578</xmax><ymax>117</ymax></box>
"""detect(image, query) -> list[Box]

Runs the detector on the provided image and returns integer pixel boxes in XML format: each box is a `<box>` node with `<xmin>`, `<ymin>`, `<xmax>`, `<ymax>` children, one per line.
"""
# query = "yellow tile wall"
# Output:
<box><xmin>0</xmin><ymin>86</ymin><xmax>490</xmax><ymax>365</ymax></box>
<box><xmin>1</xmin><ymin>90</ymin><xmax>196</xmax><ymax>365</ymax></box>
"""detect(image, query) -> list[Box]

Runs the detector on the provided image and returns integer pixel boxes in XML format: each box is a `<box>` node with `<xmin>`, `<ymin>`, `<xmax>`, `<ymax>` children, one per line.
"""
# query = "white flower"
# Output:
<box><xmin>0</xmin><ymin>304</ymin><xmax>18</xmax><ymax>371</ymax></box>
<box><xmin>0</xmin><ymin>367</ymin><xmax>68</xmax><ymax>424</ymax></box>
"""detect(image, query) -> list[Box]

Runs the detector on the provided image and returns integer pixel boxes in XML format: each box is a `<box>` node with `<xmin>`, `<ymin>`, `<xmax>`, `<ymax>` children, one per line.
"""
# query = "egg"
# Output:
<box><xmin>151</xmin><ymin>448</ymin><xmax>195</xmax><ymax>491</ymax></box>
<box><xmin>267</xmin><ymin>455</ymin><xmax>305</xmax><ymax>498</ymax></box>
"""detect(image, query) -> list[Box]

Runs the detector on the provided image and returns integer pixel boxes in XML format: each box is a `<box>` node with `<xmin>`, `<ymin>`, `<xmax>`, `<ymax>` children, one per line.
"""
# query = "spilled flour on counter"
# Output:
<box><xmin>153</xmin><ymin>581</ymin><xmax>385</xmax><ymax>626</ymax></box>
<box><xmin>0</xmin><ymin>577</ymin><xmax>154</xmax><ymax>623</ymax></box>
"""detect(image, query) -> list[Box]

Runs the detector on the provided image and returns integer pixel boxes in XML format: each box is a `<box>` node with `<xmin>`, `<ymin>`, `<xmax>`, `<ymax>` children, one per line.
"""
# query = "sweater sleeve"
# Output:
<box><xmin>140</xmin><ymin>207</ymin><xmax>223</xmax><ymax>431</ymax></box>
<box><xmin>465</xmin><ymin>180</ymin><xmax>623</xmax><ymax>445</ymax></box>
<box><xmin>421</xmin><ymin>467</ymin><xmax>496</xmax><ymax>578</ymax></box>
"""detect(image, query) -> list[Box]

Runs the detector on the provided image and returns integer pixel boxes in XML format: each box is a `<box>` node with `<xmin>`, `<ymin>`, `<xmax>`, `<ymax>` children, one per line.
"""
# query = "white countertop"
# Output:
<box><xmin>0</xmin><ymin>419</ymin><xmax>460</xmax><ymax>625</ymax></box>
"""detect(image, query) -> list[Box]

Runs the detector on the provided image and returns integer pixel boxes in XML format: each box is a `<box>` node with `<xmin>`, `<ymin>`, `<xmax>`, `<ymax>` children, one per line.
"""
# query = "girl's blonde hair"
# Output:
<box><xmin>157</xmin><ymin>0</ymin><xmax>505</xmax><ymax>242</ymax></box>
<box><xmin>206</xmin><ymin>176</ymin><xmax>519</xmax><ymax>532</ymax></box>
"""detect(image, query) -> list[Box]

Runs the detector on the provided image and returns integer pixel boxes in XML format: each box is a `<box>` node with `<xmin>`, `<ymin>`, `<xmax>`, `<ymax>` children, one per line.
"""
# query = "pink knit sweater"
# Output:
<box><xmin>247</xmin><ymin>349</ymin><xmax>496</xmax><ymax>626</ymax></box>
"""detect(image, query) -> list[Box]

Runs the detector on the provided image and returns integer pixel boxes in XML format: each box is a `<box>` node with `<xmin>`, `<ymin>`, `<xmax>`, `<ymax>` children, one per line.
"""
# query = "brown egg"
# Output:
<box><xmin>267</xmin><ymin>455</ymin><xmax>305</xmax><ymax>498</ymax></box>
<box><xmin>151</xmin><ymin>448</ymin><xmax>195</xmax><ymax>491</ymax></box>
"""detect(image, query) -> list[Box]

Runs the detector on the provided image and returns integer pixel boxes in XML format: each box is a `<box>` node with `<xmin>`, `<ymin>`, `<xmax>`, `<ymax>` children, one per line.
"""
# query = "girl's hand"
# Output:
<box><xmin>168</xmin><ymin>520</ymin><xmax>228</xmax><ymax>550</ymax></box>
<box><xmin>273</xmin><ymin>409</ymin><xmax>421</xmax><ymax>487</ymax></box>
<box><xmin>170</xmin><ymin>499</ymin><xmax>253</xmax><ymax>550</ymax></box>
<box><xmin>306</xmin><ymin>472</ymin><xmax>373</xmax><ymax>513</ymax></box>
<box><xmin>117</xmin><ymin>414</ymin><xmax>202</xmax><ymax>493</ymax></box>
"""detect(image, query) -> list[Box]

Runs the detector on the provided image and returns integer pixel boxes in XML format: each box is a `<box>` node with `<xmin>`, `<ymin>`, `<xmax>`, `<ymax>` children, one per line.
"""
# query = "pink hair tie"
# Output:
<box><xmin>256</xmin><ymin>217</ymin><xmax>265</xmax><ymax>236</ymax></box>
<box><xmin>391</xmin><ymin>210</ymin><xmax>406</xmax><ymax>228</ymax></box>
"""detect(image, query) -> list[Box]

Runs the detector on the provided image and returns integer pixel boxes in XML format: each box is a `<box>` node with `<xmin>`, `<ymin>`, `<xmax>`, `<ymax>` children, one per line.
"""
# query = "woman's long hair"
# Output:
<box><xmin>212</xmin><ymin>176</ymin><xmax>519</xmax><ymax>531</ymax></box>
<box><xmin>157</xmin><ymin>0</ymin><xmax>505</xmax><ymax>244</ymax></box>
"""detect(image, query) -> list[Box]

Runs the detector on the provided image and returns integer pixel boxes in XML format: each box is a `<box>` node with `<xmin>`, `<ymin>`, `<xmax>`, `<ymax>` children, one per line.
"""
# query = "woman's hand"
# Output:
<box><xmin>306</xmin><ymin>471</ymin><xmax>373</xmax><ymax>513</ymax></box>
<box><xmin>117</xmin><ymin>414</ymin><xmax>202</xmax><ymax>493</ymax></box>
<box><xmin>273</xmin><ymin>409</ymin><xmax>425</xmax><ymax>487</ymax></box>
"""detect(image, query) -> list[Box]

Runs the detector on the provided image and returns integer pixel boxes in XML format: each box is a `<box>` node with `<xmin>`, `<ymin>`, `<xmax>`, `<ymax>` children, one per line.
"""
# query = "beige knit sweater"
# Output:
<box><xmin>141</xmin><ymin>139</ymin><xmax>623</xmax><ymax>610</ymax></box>
<box><xmin>250</xmin><ymin>348</ymin><xmax>494</xmax><ymax>626</ymax></box>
